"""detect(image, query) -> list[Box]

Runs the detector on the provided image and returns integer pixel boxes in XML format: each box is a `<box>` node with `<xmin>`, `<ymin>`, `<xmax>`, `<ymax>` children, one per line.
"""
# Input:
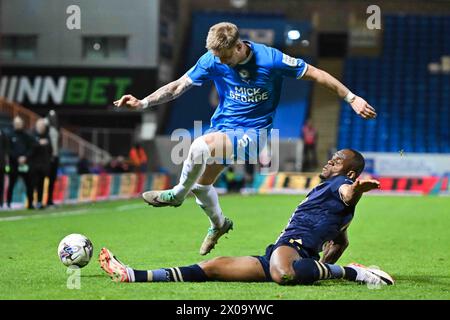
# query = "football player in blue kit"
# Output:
<box><xmin>99</xmin><ymin>149</ymin><xmax>394</xmax><ymax>286</ymax></box>
<box><xmin>114</xmin><ymin>22</ymin><xmax>377</xmax><ymax>255</ymax></box>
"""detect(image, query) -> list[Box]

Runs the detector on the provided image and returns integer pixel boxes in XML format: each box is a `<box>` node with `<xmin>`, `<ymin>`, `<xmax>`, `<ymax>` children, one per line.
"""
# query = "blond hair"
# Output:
<box><xmin>206</xmin><ymin>22</ymin><xmax>240</xmax><ymax>51</ymax></box>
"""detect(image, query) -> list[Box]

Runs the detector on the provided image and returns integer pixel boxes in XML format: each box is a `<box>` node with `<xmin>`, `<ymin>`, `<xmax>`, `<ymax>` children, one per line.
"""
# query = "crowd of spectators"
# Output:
<box><xmin>1</xmin><ymin>111</ymin><xmax>151</xmax><ymax>210</ymax></box>
<box><xmin>76</xmin><ymin>144</ymin><xmax>148</xmax><ymax>175</ymax></box>
<box><xmin>0</xmin><ymin>111</ymin><xmax>59</xmax><ymax>210</ymax></box>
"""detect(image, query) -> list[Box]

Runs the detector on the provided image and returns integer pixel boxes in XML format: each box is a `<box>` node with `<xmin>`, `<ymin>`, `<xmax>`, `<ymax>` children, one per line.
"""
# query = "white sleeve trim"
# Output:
<box><xmin>185</xmin><ymin>74</ymin><xmax>203</xmax><ymax>87</ymax></box>
<box><xmin>297</xmin><ymin>63</ymin><xmax>308</xmax><ymax>79</ymax></box>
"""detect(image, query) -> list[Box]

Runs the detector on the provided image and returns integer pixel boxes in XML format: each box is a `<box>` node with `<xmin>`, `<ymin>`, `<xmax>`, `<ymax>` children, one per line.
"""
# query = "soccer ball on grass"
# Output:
<box><xmin>57</xmin><ymin>233</ymin><xmax>93</xmax><ymax>268</ymax></box>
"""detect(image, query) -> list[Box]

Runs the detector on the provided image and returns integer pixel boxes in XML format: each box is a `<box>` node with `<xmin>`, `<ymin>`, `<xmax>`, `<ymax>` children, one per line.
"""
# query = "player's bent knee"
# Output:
<box><xmin>188</xmin><ymin>137</ymin><xmax>211</xmax><ymax>162</ymax></box>
<box><xmin>270</xmin><ymin>268</ymin><xmax>296</xmax><ymax>286</ymax></box>
<box><xmin>199</xmin><ymin>256</ymin><xmax>227</xmax><ymax>279</ymax></box>
<box><xmin>198</xmin><ymin>260</ymin><xmax>215</xmax><ymax>278</ymax></box>
<box><xmin>201</xmin><ymin>134</ymin><xmax>216</xmax><ymax>147</ymax></box>
<box><xmin>201</xmin><ymin>132</ymin><xmax>230</xmax><ymax>158</ymax></box>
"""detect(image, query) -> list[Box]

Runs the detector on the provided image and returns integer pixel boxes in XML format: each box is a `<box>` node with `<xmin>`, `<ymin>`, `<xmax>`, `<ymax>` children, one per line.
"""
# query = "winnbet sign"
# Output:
<box><xmin>0</xmin><ymin>76</ymin><xmax>130</xmax><ymax>105</ymax></box>
<box><xmin>0</xmin><ymin>68</ymin><xmax>156</xmax><ymax>108</ymax></box>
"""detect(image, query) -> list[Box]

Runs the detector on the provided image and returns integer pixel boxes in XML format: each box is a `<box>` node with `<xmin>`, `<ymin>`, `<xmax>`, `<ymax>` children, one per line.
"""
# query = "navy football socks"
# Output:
<box><xmin>292</xmin><ymin>258</ymin><xmax>321</xmax><ymax>284</ymax></box>
<box><xmin>132</xmin><ymin>264</ymin><xmax>208</xmax><ymax>282</ymax></box>
<box><xmin>292</xmin><ymin>259</ymin><xmax>357</xmax><ymax>284</ymax></box>
<box><xmin>131</xmin><ymin>260</ymin><xmax>357</xmax><ymax>284</ymax></box>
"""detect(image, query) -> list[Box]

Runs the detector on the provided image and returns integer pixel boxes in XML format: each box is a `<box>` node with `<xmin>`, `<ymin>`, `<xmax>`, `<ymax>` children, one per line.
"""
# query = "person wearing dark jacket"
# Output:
<box><xmin>0</xmin><ymin>128</ymin><xmax>9</xmax><ymax>209</ymax></box>
<box><xmin>30</xmin><ymin>118</ymin><xmax>52</xmax><ymax>209</ymax></box>
<box><xmin>45</xmin><ymin>110</ymin><xmax>60</xmax><ymax>207</ymax></box>
<box><xmin>7</xmin><ymin>116</ymin><xmax>35</xmax><ymax>209</ymax></box>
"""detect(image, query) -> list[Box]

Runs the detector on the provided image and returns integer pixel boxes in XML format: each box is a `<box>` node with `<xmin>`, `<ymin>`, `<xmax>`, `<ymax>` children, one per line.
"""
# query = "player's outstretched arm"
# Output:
<box><xmin>113</xmin><ymin>74</ymin><xmax>194</xmax><ymax>109</ymax></box>
<box><xmin>339</xmin><ymin>179</ymin><xmax>380</xmax><ymax>207</ymax></box>
<box><xmin>320</xmin><ymin>230</ymin><xmax>349</xmax><ymax>264</ymax></box>
<box><xmin>302</xmin><ymin>64</ymin><xmax>377</xmax><ymax>119</ymax></box>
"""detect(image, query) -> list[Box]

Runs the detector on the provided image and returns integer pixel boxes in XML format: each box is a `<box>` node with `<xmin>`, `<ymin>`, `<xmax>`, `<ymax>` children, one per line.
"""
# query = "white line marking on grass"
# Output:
<box><xmin>0</xmin><ymin>208</ymin><xmax>98</xmax><ymax>222</ymax></box>
<box><xmin>116</xmin><ymin>203</ymin><xmax>144</xmax><ymax>211</ymax></box>
<box><xmin>0</xmin><ymin>215</ymin><xmax>28</xmax><ymax>222</ymax></box>
<box><xmin>0</xmin><ymin>201</ymin><xmax>142</xmax><ymax>223</ymax></box>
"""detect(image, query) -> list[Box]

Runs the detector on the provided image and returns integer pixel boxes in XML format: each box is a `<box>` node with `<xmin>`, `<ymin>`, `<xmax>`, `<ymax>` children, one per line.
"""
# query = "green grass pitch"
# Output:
<box><xmin>0</xmin><ymin>194</ymin><xmax>449</xmax><ymax>300</ymax></box>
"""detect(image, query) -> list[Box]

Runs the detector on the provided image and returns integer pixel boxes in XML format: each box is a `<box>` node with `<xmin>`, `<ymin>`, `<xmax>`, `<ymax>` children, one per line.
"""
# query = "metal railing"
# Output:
<box><xmin>0</xmin><ymin>97</ymin><xmax>111</xmax><ymax>164</ymax></box>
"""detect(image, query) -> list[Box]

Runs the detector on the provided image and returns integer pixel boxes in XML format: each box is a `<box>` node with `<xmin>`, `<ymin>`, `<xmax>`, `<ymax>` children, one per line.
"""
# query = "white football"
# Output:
<box><xmin>57</xmin><ymin>234</ymin><xmax>93</xmax><ymax>268</ymax></box>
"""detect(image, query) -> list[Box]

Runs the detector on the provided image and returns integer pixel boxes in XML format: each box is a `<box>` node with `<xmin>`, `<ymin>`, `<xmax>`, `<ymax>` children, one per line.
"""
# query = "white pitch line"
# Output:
<box><xmin>116</xmin><ymin>203</ymin><xmax>144</xmax><ymax>211</ymax></box>
<box><xmin>0</xmin><ymin>208</ymin><xmax>98</xmax><ymax>222</ymax></box>
<box><xmin>0</xmin><ymin>201</ymin><xmax>144</xmax><ymax>223</ymax></box>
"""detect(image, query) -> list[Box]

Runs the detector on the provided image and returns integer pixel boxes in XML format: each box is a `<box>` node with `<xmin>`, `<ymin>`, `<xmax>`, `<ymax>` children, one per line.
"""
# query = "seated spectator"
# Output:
<box><xmin>244</xmin><ymin>163</ymin><xmax>255</xmax><ymax>188</ymax></box>
<box><xmin>91</xmin><ymin>161</ymin><xmax>107</xmax><ymax>174</ymax></box>
<box><xmin>77</xmin><ymin>157</ymin><xmax>91</xmax><ymax>174</ymax></box>
<box><xmin>129</xmin><ymin>143</ymin><xmax>148</xmax><ymax>173</ymax></box>
<box><xmin>106</xmin><ymin>156</ymin><xmax>129</xmax><ymax>173</ymax></box>
<box><xmin>223</xmin><ymin>166</ymin><xmax>244</xmax><ymax>193</ymax></box>
<box><xmin>116</xmin><ymin>156</ymin><xmax>130</xmax><ymax>173</ymax></box>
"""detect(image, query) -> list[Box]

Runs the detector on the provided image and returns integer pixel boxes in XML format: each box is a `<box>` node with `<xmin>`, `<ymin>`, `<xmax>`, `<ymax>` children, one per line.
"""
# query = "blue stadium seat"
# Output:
<box><xmin>338</xmin><ymin>14</ymin><xmax>449</xmax><ymax>153</ymax></box>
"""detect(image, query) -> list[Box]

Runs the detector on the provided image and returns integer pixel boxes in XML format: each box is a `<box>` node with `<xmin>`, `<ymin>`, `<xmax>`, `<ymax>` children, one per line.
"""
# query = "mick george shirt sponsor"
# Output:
<box><xmin>229</xmin><ymin>86</ymin><xmax>269</xmax><ymax>103</ymax></box>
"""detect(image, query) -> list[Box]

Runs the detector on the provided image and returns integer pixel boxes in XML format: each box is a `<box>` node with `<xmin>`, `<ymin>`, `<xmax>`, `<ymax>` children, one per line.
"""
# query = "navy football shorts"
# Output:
<box><xmin>255</xmin><ymin>240</ymin><xmax>320</xmax><ymax>282</ymax></box>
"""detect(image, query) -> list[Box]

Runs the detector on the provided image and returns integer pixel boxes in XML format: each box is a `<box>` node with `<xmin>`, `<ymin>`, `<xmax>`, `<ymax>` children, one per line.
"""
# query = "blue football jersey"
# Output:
<box><xmin>276</xmin><ymin>175</ymin><xmax>355</xmax><ymax>255</ymax></box>
<box><xmin>186</xmin><ymin>41</ymin><xmax>308</xmax><ymax>131</ymax></box>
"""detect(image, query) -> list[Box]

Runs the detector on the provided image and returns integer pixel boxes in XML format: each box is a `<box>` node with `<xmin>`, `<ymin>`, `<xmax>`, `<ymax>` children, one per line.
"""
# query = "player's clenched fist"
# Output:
<box><xmin>113</xmin><ymin>94</ymin><xmax>143</xmax><ymax>109</ymax></box>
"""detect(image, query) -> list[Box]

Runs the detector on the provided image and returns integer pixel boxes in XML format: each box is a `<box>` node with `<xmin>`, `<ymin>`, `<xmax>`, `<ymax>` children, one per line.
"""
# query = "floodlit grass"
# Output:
<box><xmin>0</xmin><ymin>195</ymin><xmax>449</xmax><ymax>300</ymax></box>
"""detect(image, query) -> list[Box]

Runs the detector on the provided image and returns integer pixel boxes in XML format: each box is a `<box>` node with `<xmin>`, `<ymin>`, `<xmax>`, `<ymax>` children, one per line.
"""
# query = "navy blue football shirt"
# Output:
<box><xmin>276</xmin><ymin>175</ymin><xmax>355</xmax><ymax>255</ymax></box>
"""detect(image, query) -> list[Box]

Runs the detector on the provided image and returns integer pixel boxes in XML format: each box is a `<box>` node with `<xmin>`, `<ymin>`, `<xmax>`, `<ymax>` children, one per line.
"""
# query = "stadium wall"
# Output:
<box><xmin>252</xmin><ymin>172</ymin><xmax>449</xmax><ymax>196</ymax></box>
<box><xmin>4</xmin><ymin>168</ymin><xmax>448</xmax><ymax>209</ymax></box>
<box><xmin>0</xmin><ymin>0</ymin><xmax>159</xmax><ymax>68</ymax></box>
<box><xmin>4</xmin><ymin>173</ymin><xmax>171</xmax><ymax>209</ymax></box>
<box><xmin>362</xmin><ymin>153</ymin><xmax>450</xmax><ymax>177</ymax></box>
